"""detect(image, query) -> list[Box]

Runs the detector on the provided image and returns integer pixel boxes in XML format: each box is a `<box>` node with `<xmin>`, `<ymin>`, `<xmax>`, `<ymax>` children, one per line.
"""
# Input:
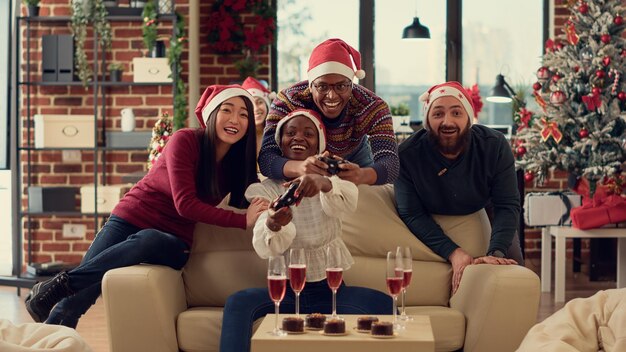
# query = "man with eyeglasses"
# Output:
<box><xmin>258</xmin><ymin>38</ymin><xmax>399</xmax><ymax>185</ymax></box>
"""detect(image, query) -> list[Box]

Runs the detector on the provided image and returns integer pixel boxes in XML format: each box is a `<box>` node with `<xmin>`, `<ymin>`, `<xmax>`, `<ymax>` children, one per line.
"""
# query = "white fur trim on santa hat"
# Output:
<box><xmin>421</xmin><ymin>86</ymin><xmax>474</xmax><ymax>128</ymax></box>
<box><xmin>308</xmin><ymin>61</ymin><xmax>357</xmax><ymax>85</ymax></box>
<box><xmin>247</xmin><ymin>88</ymin><xmax>271</xmax><ymax>108</ymax></box>
<box><xmin>274</xmin><ymin>110</ymin><xmax>326</xmax><ymax>154</ymax></box>
<box><xmin>202</xmin><ymin>88</ymin><xmax>253</xmax><ymax>126</ymax></box>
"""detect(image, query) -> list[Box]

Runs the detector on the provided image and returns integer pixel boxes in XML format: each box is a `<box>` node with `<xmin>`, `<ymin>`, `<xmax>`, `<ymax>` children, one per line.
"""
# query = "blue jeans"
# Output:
<box><xmin>345</xmin><ymin>136</ymin><xmax>374</xmax><ymax>167</ymax></box>
<box><xmin>219</xmin><ymin>280</ymin><xmax>392</xmax><ymax>352</ymax></box>
<box><xmin>45</xmin><ymin>215</ymin><xmax>190</xmax><ymax>328</ymax></box>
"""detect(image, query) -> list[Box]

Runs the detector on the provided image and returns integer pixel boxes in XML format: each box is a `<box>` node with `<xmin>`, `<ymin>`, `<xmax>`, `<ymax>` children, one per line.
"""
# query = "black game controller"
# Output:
<box><xmin>318</xmin><ymin>156</ymin><xmax>346</xmax><ymax>175</ymax></box>
<box><xmin>272</xmin><ymin>181</ymin><xmax>301</xmax><ymax>210</ymax></box>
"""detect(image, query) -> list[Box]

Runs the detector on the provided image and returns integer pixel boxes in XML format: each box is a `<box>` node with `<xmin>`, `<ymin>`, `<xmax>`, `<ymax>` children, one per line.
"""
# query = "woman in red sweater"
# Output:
<box><xmin>25</xmin><ymin>85</ymin><xmax>268</xmax><ymax>328</ymax></box>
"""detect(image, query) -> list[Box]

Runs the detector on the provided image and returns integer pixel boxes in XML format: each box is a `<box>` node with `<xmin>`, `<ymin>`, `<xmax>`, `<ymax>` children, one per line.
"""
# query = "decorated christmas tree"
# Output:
<box><xmin>514</xmin><ymin>0</ymin><xmax>626</xmax><ymax>194</ymax></box>
<box><xmin>148</xmin><ymin>112</ymin><xmax>173</xmax><ymax>170</ymax></box>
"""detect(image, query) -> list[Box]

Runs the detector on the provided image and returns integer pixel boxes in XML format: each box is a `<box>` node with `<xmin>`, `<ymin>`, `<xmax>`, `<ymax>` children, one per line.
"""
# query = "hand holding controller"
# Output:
<box><xmin>318</xmin><ymin>156</ymin><xmax>346</xmax><ymax>175</ymax></box>
<box><xmin>272</xmin><ymin>181</ymin><xmax>301</xmax><ymax>210</ymax></box>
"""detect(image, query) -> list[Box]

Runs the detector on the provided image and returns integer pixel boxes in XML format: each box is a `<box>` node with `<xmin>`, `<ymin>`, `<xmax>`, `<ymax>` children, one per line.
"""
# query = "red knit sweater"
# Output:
<box><xmin>112</xmin><ymin>128</ymin><xmax>247</xmax><ymax>246</ymax></box>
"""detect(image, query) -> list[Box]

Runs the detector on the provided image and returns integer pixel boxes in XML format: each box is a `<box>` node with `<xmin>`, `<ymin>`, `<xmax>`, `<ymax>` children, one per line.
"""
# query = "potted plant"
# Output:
<box><xmin>390</xmin><ymin>102</ymin><xmax>410</xmax><ymax>117</ymax></box>
<box><xmin>23</xmin><ymin>0</ymin><xmax>40</xmax><ymax>17</ymax></box>
<box><xmin>71</xmin><ymin>0</ymin><xmax>112</xmax><ymax>86</ymax></box>
<box><xmin>107</xmin><ymin>62</ymin><xmax>124</xmax><ymax>82</ymax></box>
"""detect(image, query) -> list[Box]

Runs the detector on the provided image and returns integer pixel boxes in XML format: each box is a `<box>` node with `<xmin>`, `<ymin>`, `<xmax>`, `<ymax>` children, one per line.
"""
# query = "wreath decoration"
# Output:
<box><xmin>206</xmin><ymin>0</ymin><xmax>275</xmax><ymax>58</ymax></box>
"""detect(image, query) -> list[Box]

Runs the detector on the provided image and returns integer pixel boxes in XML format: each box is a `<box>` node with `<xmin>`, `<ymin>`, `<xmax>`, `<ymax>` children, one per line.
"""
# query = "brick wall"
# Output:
<box><xmin>18</xmin><ymin>0</ymin><xmax>271</xmax><ymax>268</ymax></box>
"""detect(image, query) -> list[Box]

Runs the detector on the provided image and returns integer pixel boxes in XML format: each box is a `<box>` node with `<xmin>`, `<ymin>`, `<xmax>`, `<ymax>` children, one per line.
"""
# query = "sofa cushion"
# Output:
<box><xmin>177</xmin><ymin>307</ymin><xmax>463</xmax><ymax>352</ymax></box>
<box><xmin>342</xmin><ymin>184</ymin><xmax>491</xmax><ymax>305</ymax></box>
<box><xmin>177</xmin><ymin>308</ymin><xmax>263</xmax><ymax>352</ymax></box>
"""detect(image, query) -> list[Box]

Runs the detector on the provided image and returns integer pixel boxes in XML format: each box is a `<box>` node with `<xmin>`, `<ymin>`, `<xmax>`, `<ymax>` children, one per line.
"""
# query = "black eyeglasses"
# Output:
<box><xmin>311</xmin><ymin>81</ymin><xmax>353</xmax><ymax>94</ymax></box>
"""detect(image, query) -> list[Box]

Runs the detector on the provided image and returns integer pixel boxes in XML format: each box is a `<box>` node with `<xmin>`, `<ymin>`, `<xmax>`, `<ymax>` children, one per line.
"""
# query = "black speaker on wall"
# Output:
<box><xmin>42</xmin><ymin>34</ymin><xmax>74</xmax><ymax>82</ymax></box>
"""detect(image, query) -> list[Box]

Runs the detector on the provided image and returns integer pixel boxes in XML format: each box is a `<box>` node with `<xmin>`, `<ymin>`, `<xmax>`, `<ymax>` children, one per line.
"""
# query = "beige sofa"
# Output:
<box><xmin>103</xmin><ymin>184</ymin><xmax>540</xmax><ymax>352</ymax></box>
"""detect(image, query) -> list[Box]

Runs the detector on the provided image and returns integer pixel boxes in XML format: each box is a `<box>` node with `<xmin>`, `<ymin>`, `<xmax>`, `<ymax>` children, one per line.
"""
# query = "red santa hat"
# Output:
<box><xmin>307</xmin><ymin>38</ymin><xmax>365</xmax><ymax>84</ymax></box>
<box><xmin>241</xmin><ymin>77</ymin><xmax>276</xmax><ymax>109</ymax></box>
<box><xmin>194</xmin><ymin>84</ymin><xmax>254</xmax><ymax>128</ymax></box>
<box><xmin>419</xmin><ymin>81</ymin><xmax>476</xmax><ymax>129</ymax></box>
<box><xmin>274</xmin><ymin>109</ymin><xmax>327</xmax><ymax>154</ymax></box>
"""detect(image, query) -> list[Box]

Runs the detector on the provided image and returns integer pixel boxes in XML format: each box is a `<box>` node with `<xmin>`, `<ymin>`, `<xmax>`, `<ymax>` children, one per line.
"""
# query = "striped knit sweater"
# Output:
<box><xmin>258</xmin><ymin>80</ymin><xmax>400</xmax><ymax>185</ymax></box>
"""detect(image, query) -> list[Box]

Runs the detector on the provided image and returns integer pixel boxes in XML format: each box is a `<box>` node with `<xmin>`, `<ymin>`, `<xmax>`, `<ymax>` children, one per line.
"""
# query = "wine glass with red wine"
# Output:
<box><xmin>326</xmin><ymin>246</ymin><xmax>343</xmax><ymax>319</ymax></box>
<box><xmin>289</xmin><ymin>248</ymin><xmax>306</xmax><ymax>318</ymax></box>
<box><xmin>386</xmin><ymin>250</ymin><xmax>404</xmax><ymax>330</ymax></box>
<box><xmin>398</xmin><ymin>246</ymin><xmax>414</xmax><ymax>321</ymax></box>
<box><xmin>267</xmin><ymin>255</ymin><xmax>287</xmax><ymax>336</ymax></box>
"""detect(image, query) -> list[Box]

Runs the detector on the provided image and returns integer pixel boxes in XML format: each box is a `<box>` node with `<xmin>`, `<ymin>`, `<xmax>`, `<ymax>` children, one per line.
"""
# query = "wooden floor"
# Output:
<box><xmin>0</xmin><ymin>265</ymin><xmax>618</xmax><ymax>352</ymax></box>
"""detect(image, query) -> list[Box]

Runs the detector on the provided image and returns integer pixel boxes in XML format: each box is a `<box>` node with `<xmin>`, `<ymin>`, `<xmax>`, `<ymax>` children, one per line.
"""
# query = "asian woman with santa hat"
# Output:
<box><xmin>25</xmin><ymin>85</ymin><xmax>268</xmax><ymax>329</ymax></box>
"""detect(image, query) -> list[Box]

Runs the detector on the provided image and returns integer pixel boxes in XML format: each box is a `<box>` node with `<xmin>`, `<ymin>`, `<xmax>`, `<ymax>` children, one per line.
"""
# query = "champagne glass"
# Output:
<box><xmin>267</xmin><ymin>255</ymin><xmax>287</xmax><ymax>336</ymax></box>
<box><xmin>326</xmin><ymin>246</ymin><xmax>343</xmax><ymax>319</ymax></box>
<box><xmin>386</xmin><ymin>250</ymin><xmax>404</xmax><ymax>330</ymax></box>
<box><xmin>398</xmin><ymin>246</ymin><xmax>414</xmax><ymax>321</ymax></box>
<box><xmin>289</xmin><ymin>248</ymin><xmax>307</xmax><ymax>318</ymax></box>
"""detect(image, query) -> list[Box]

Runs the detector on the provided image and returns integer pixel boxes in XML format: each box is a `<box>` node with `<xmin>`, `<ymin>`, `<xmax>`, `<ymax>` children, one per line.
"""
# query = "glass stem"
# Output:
<box><xmin>295</xmin><ymin>292</ymin><xmax>300</xmax><ymax>318</ymax></box>
<box><xmin>332</xmin><ymin>289</ymin><xmax>337</xmax><ymax>318</ymax></box>
<box><xmin>274</xmin><ymin>302</ymin><xmax>280</xmax><ymax>333</ymax></box>
<box><xmin>401</xmin><ymin>288</ymin><xmax>406</xmax><ymax>316</ymax></box>
<box><xmin>392</xmin><ymin>296</ymin><xmax>398</xmax><ymax>324</ymax></box>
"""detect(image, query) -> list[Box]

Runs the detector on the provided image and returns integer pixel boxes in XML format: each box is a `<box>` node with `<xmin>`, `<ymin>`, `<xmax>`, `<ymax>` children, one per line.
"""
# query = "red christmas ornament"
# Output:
<box><xmin>615</xmin><ymin>15</ymin><xmax>624</xmax><ymax>25</ymax></box>
<box><xmin>574</xmin><ymin>66</ymin><xmax>580</xmax><ymax>72</ymax></box>
<box><xmin>579</xmin><ymin>3</ymin><xmax>588</xmax><ymax>14</ymax></box>
<box><xmin>549</xmin><ymin>90</ymin><xmax>567</xmax><ymax>106</ymax></box>
<box><xmin>601</xmin><ymin>34</ymin><xmax>611</xmax><ymax>44</ymax></box>
<box><xmin>622</xmin><ymin>49</ymin><xmax>626</xmax><ymax>57</ymax></box>
<box><xmin>596</xmin><ymin>70</ymin><xmax>606</xmax><ymax>79</ymax></box>
<box><xmin>516</xmin><ymin>146</ymin><xmax>527</xmax><ymax>156</ymax></box>
<box><xmin>552</xmin><ymin>74</ymin><xmax>561</xmax><ymax>83</ymax></box>
<box><xmin>592</xmin><ymin>86</ymin><xmax>602</xmax><ymax>96</ymax></box>
<box><xmin>533</xmin><ymin>82</ymin><xmax>542</xmax><ymax>91</ymax></box>
<box><xmin>537</xmin><ymin>67</ymin><xmax>550</xmax><ymax>83</ymax></box>
<box><xmin>524</xmin><ymin>172</ymin><xmax>534</xmax><ymax>182</ymax></box>
<box><xmin>618</xmin><ymin>91</ymin><xmax>626</xmax><ymax>101</ymax></box>
<box><xmin>579</xmin><ymin>128</ymin><xmax>589</xmax><ymax>138</ymax></box>
<box><xmin>602</xmin><ymin>56</ymin><xmax>611</xmax><ymax>66</ymax></box>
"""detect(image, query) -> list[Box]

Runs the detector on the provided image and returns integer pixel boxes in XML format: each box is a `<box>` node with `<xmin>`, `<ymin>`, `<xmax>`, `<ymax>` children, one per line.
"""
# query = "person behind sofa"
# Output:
<box><xmin>242</xmin><ymin>76</ymin><xmax>275</xmax><ymax>157</ymax></box>
<box><xmin>25</xmin><ymin>84</ymin><xmax>269</xmax><ymax>328</ymax></box>
<box><xmin>258</xmin><ymin>38</ymin><xmax>399</xmax><ymax>186</ymax></box>
<box><xmin>220</xmin><ymin>109</ymin><xmax>392</xmax><ymax>352</ymax></box>
<box><xmin>394</xmin><ymin>81</ymin><xmax>522</xmax><ymax>295</ymax></box>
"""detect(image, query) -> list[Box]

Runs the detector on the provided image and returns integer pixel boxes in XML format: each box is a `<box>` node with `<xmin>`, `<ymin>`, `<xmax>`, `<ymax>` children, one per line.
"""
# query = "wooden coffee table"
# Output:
<box><xmin>251</xmin><ymin>314</ymin><xmax>434</xmax><ymax>352</ymax></box>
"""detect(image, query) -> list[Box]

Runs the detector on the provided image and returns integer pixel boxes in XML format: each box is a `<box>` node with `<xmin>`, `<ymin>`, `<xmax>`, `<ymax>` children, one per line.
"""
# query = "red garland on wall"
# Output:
<box><xmin>206</xmin><ymin>0</ymin><xmax>275</xmax><ymax>55</ymax></box>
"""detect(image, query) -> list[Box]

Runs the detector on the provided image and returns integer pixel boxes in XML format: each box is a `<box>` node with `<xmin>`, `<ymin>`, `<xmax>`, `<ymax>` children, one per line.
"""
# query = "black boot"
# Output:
<box><xmin>25</xmin><ymin>271</ymin><xmax>74</xmax><ymax>323</ymax></box>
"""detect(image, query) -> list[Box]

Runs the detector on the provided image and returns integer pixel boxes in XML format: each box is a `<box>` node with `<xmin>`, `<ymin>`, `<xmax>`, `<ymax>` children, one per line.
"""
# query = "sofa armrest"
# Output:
<box><xmin>449</xmin><ymin>264</ymin><xmax>540</xmax><ymax>352</ymax></box>
<box><xmin>102</xmin><ymin>265</ymin><xmax>187</xmax><ymax>352</ymax></box>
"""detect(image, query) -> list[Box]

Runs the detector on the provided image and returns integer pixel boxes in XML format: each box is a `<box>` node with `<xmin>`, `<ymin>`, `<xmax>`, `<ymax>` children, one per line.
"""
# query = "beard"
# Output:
<box><xmin>427</xmin><ymin>123</ymin><xmax>471</xmax><ymax>157</ymax></box>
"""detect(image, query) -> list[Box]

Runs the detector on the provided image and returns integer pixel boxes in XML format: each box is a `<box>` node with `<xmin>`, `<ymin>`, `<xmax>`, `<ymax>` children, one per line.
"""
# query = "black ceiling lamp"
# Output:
<box><xmin>402</xmin><ymin>17</ymin><xmax>431</xmax><ymax>39</ymax></box>
<box><xmin>402</xmin><ymin>2</ymin><xmax>430</xmax><ymax>39</ymax></box>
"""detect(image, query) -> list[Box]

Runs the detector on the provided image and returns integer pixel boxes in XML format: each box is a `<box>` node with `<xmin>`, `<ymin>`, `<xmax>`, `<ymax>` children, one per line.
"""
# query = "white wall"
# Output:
<box><xmin>0</xmin><ymin>171</ymin><xmax>12</xmax><ymax>276</ymax></box>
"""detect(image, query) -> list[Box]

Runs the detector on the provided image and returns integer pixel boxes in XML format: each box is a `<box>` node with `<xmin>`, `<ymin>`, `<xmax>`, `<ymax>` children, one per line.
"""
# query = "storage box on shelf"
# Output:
<box><xmin>80</xmin><ymin>185</ymin><xmax>125</xmax><ymax>213</ymax></box>
<box><xmin>34</xmin><ymin>114</ymin><xmax>95</xmax><ymax>148</ymax></box>
<box><xmin>133</xmin><ymin>58</ymin><xmax>173</xmax><ymax>83</ymax></box>
<box><xmin>27</xmin><ymin>186</ymin><xmax>79</xmax><ymax>213</ymax></box>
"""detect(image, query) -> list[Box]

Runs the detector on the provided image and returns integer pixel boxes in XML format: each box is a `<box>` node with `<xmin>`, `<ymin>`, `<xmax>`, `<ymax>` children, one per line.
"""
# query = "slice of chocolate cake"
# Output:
<box><xmin>282</xmin><ymin>317</ymin><xmax>304</xmax><ymax>333</ymax></box>
<box><xmin>371</xmin><ymin>321</ymin><xmax>394</xmax><ymax>336</ymax></box>
<box><xmin>356</xmin><ymin>316</ymin><xmax>379</xmax><ymax>331</ymax></box>
<box><xmin>323</xmin><ymin>318</ymin><xmax>346</xmax><ymax>334</ymax></box>
<box><xmin>305</xmin><ymin>313</ymin><xmax>326</xmax><ymax>330</ymax></box>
